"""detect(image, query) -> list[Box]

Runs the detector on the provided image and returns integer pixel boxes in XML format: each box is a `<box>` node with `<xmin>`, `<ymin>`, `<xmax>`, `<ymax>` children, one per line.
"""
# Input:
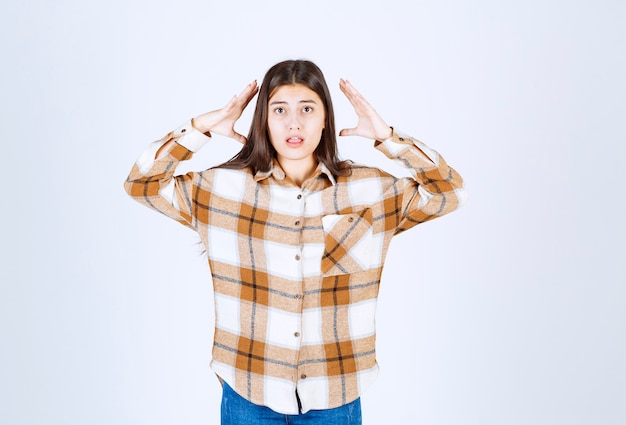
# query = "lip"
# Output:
<box><xmin>285</xmin><ymin>136</ymin><xmax>304</xmax><ymax>147</ymax></box>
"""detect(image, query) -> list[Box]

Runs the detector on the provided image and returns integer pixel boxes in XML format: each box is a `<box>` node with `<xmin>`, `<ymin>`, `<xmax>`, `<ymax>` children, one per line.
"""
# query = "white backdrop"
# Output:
<box><xmin>1</xmin><ymin>0</ymin><xmax>625</xmax><ymax>424</ymax></box>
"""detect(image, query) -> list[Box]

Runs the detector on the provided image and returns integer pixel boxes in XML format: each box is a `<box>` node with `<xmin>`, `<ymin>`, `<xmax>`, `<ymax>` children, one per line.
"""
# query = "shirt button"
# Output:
<box><xmin>181</xmin><ymin>128</ymin><xmax>186</xmax><ymax>133</ymax></box>
<box><xmin>295</xmin><ymin>220</ymin><xmax>300</xmax><ymax>226</ymax></box>
<box><xmin>297</xmin><ymin>194</ymin><xmax>302</xmax><ymax>200</ymax></box>
<box><xmin>348</xmin><ymin>216</ymin><xmax>354</xmax><ymax>222</ymax></box>
<box><xmin>294</xmin><ymin>332</ymin><xmax>300</xmax><ymax>337</ymax></box>
<box><xmin>300</xmin><ymin>374</ymin><xmax>307</xmax><ymax>379</ymax></box>
<box><xmin>295</xmin><ymin>254</ymin><xmax>301</xmax><ymax>261</ymax></box>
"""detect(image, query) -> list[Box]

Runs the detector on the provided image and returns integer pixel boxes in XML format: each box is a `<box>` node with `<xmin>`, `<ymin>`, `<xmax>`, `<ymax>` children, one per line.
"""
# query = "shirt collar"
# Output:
<box><xmin>254</xmin><ymin>160</ymin><xmax>337</xmax><ymax>186</ymax></box>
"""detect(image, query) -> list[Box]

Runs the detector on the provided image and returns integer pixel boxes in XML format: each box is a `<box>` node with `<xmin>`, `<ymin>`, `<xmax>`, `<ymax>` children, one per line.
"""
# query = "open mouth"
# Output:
<box><xmin>286</xmin><ymin>136</ymin><xmax>304</xmax><ymax>147</ymax></box>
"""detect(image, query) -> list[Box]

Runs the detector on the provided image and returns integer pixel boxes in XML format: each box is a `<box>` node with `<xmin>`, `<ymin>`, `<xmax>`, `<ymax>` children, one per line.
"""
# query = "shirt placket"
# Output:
<box><xmin>293</xmin><ymin>188</ymin><xmax>306</xmax><ymax>383</ymax></box>
<box><xmin>293</xmin><ymin>177</ymin><xmax>327</xmax><ymax>391</ymax></box>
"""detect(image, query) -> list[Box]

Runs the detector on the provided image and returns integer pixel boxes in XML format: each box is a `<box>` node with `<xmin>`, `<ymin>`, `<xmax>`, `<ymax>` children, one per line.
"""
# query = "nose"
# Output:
<box><xmin>288</xmin><ymin>117</ymin><xmax>301</xmax><ymax>130</ymax></box>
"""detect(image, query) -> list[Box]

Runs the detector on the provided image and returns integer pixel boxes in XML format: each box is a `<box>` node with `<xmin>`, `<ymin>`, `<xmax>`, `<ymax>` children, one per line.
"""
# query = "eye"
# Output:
<box><xmin>302</xmin><ymin>106</ymin><xmax>313</xmax><ymax>113</ymax></box>
<box><xmin>273</xmin><ymin>107</ymin><xmax>285</xmax><ymax>114</ymax></box>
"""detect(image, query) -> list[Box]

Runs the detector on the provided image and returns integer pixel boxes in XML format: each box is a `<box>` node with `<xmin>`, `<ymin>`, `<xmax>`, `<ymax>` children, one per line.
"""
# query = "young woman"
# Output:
<box><xmin>125</xmin><ymin>60</ymin><xmax>465</xmax><ymax>425</ymax></box>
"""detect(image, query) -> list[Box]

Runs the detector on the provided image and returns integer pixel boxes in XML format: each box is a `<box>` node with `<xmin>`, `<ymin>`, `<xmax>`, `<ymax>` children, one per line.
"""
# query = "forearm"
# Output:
<box><xmin>376</xmin><ymin>129</ymin><xmax>466</xmax><ymax>229</ymax></box>
<box><xmin>123</xmin><ymin>120</ymin><xmax>211</xmax><ymax>227</ymax></box>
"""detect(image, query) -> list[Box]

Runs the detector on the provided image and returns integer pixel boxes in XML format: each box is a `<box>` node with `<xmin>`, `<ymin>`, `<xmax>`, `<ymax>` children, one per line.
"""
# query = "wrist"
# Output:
<box><xmin>191</xmin><ymin>117</ymin><xmax>212</xmax><ymax>136</ymax></box>
<box><xmin>375</xmin><ymin>126</ymin><xmax>393</xmax><ymax>142</ymax></box>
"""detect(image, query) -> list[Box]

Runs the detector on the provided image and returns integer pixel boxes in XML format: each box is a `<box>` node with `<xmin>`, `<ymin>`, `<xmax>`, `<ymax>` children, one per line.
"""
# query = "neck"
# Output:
<box><xmin>278</xmin><ymin>158</ymin><xmax>318</xmax><ymax>187</ymax></box>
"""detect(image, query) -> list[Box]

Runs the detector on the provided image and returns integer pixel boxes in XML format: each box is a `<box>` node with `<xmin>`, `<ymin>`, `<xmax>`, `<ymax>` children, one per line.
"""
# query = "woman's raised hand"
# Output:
<box><xmin>338</xmin><ymin>79</ymin><xmax>392</xmax><ymax>142</ymax></box>
<box><xmin>192</xmin><ymin>81</ymin><xmax>259</xmax><ymax>144</ymax></box>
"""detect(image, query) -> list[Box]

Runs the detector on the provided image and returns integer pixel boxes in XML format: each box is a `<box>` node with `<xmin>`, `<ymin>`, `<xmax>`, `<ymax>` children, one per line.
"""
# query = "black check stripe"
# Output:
<box><xmin>322</xmin><ymin>209</ymin><xmax>370</xmax><ymax>271</ymax></box>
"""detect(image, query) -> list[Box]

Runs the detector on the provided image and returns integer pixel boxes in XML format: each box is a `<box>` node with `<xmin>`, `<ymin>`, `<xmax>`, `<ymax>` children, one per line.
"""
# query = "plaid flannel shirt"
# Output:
<box><xmin>124</xmin><ymin>120</ymin><xmax>465</xmax><ymax>414</ymax></box>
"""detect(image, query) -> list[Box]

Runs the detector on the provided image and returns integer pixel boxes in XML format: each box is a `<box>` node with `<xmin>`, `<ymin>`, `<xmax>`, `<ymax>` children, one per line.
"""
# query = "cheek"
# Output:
<box><xmin>308</xmin><ymin>114</ymin><xmax>325</xmax><ymax>130</ymax></box>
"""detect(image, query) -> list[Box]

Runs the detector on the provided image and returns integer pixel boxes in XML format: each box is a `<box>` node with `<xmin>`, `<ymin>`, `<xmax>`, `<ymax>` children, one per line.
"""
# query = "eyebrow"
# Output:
<box><xmin>269</xmin><ymin>99</ymin><xmax>318</xmax><ymax>105</ymax></box>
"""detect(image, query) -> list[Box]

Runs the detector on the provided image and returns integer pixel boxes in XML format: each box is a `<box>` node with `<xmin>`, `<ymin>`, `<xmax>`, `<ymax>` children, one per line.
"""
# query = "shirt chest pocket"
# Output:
<box><xmin>321</xmin><ymin>208</ymin><xmax>374</xmax><ymax>276</ymax></box>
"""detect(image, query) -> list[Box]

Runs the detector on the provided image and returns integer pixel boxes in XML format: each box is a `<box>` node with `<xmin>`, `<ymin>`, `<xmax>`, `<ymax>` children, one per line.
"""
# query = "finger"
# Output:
<box><xmin>339</xmin><ymin>79</ymin><xmax>357</xmax><ymax>104</ymax></box>
<box><xmin>223</xmin><ymin>95</ymin><xmax>238</xmax><ymax>110</ymax></box>
<box><xmin>340</xmin><ymin>79</ymin><xmax>372</xmax><ymax>114</ymax></box>
<box><xmin>232</xmin><ymin>131</ymin><xmax>247</xmax><ymax>144</ymax></box>
<box><xmin>236</xmin><ymin>80</ymin><xmax>256</xmax><ymax>97</ymax></box>
<box><xmin>242</xmin><ymin>84</ymin><xmax>259</xmax><ymax>107</ymax></box>
<box><xmin>236</xmin><ymin>81</ymin><xmax>259</xmax><ymax>110</ymax></box>
<box><xmin>340</xmin><ymin>79</ymin><xmax>363</xmax><ymax>101</ymax></box>
<box><xmin>339</xmin><ymin>127</ymin><xmax>357</xmax><ymax>137</ymax></box>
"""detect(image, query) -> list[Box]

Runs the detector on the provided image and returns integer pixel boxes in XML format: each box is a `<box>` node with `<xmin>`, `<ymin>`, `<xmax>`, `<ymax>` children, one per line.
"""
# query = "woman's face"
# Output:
<box><xmin>267</xmin><ymin>83</ymin><xmax>325</xmax><ymax>173</ymax></box>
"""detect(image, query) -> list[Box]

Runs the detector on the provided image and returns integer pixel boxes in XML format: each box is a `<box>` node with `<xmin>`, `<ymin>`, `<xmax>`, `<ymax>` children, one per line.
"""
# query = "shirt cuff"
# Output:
<box><xmin>377</xmin><ymin>128</ymin><xmax>439</xmax><ymax>166</ymax></box>
<box><xmin>172</xmin><ymin>119</ymin><xmax>212</xmax><ymax>152</ymax></box>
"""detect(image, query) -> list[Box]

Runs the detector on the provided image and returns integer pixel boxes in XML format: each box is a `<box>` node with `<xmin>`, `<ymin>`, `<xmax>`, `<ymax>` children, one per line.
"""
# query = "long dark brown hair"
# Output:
<box><xmin>220</xmin><ymin>60</ymin><xmax>351</xmax><ymax>177</ymax></box>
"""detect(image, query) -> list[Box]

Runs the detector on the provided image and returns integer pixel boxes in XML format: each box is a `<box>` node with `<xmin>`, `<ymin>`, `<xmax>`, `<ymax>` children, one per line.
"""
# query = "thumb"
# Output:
<box><xmin>233</xmin><ymin>131</ymin><xmax>247</xmax><ymax>145</ymax></box>
<box><xmin>339</xmin><ymin>127</ymin><xmax>357</xmax><ymax>137</ymax></box>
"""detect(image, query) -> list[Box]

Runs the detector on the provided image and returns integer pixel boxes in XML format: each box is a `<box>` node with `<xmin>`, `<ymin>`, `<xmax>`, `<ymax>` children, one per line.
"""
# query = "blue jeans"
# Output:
<box><xmin>220</xmin><ymin>383</ymin><xmax>362</xmax><ymax>425</ymax></box>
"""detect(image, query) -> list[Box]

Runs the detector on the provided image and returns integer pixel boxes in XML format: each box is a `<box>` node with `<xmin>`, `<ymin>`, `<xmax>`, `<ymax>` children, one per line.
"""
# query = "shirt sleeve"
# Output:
<box><xmin>374</xmin><ymin>129</ymin><xmax>467</xmax><ymax>234</ymax></box>
<box><xmin>123</xmin><ymin>120</ymin><xmax>212</xmax><ymax>230</ymax></box>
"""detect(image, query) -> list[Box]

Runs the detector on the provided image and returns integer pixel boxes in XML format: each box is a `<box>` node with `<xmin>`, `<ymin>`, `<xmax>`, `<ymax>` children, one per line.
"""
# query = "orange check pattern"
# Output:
<box><xmin>124</xmin><ymin>120</ymin><xmax>466</xmax><ymax>414</ymax></box>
